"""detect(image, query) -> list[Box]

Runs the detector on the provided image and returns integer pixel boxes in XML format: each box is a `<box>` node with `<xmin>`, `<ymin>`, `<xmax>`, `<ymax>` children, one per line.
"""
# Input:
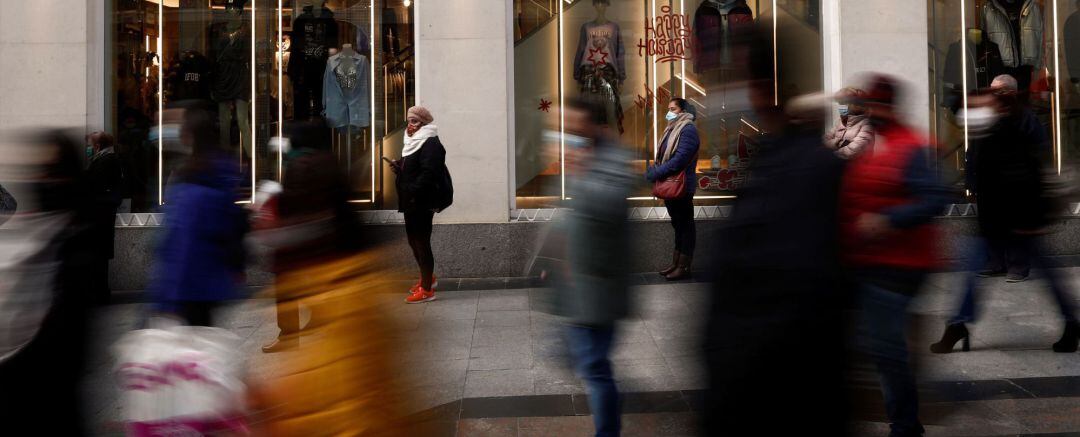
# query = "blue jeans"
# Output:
<box><xmin>565</xmin><ymin>325</ymin><xmax>619</xmax><ymax>437</ymax></box>
<box><xmin>952</xmin><ymin>235</ymin><xmax>1077</xmax><ymax>325</ymax></box>
<box><xmin>858</xmin><ymin>282</ymin><xmax>924</xmax><ymax>437</ymax></box>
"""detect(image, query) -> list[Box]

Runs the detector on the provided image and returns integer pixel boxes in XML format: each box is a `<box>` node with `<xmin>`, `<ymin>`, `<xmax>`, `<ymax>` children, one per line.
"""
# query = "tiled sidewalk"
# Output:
<box><xmin>84</xmin><ymin>269</ymin><xmax>1080</xmax><ymax>435</ymax></box>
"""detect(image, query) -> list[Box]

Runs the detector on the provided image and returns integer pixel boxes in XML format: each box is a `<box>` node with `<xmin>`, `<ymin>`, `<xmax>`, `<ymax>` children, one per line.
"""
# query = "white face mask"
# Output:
<box><xmin>957</xmin><ymin>106</ymin><xmax>1000</xmax><ymax>138</ymax></box>
<box><xmin>563</xmin><ymin>133</ymin><xmax>593</xmax><ymax>150</ymax></box>
<box><xmin>665</xmin><ymin>111</ymin><xmax>679</xmax><ymax>122</ymax></box>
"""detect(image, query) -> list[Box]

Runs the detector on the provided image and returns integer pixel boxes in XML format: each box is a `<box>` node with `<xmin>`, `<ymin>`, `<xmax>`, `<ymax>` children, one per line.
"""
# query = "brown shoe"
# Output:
<box><xmin>659</xmin><ymin>250</ymin><xmax>680</xmax><ymax>276</ymax></box>
<box><xmin>262</xmin><ymin>337</ymin><xmax>298</xmax><ymax>353</ymax></box>
<box><xmin>664</xmin><ymin>254</ymin><xmax>693</xmax><ymax>281</ymax></box>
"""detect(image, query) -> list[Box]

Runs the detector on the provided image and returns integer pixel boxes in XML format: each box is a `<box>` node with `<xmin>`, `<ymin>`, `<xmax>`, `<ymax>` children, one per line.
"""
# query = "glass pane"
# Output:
<box><xmin>513</xmin><ymin>0</ymin><xmax>823</xmax><ymax>207</ymax></box>
<box><xmin>108</xmin><ymin>0</ymin><xmax>414</xmax><ymax>211</ymax></box>
<box><xmin>929</xmin><ymin>0</ymin><xmax>1063</xmax><ymax>194</ymax></box>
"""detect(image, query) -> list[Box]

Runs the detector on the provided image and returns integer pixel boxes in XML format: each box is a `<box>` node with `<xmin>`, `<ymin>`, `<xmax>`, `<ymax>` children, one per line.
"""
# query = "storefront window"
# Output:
<box><xmin>107</xmin><ymin>0</ymin><xmax>414</xmax><ymax>212</ymax></box>
<box><xmin>929</xmin><ymin>0</ymin><xmax>1074</xmax><ymax>190</ymax></box>
<box><xmin>513</xmin><ymin>0</ymin><xmax>823</xmax><ymax>208</ymax></box>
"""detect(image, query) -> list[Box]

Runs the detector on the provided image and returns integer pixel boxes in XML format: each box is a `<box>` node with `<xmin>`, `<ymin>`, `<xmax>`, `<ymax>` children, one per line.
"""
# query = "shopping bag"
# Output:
<box><xmin>113</xmin><ymin>326</ymin><xmax>248</xmax><ymax>436</ymax></box>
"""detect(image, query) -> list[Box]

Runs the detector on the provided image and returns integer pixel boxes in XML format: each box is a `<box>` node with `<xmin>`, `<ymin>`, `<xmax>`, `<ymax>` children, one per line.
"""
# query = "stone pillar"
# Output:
<box><xmin>0</xmin><ymin>1</ymin><xmax>90</xmax><ymax>131</ymax></box>
<box><xmin>415</xmin><ymin>0</ymin><xmax>513</xmax><ymax>223</ymax></box>
<box><xmin>835</xmin><ymin>0</ymin><xmax>930</xmax><ymax>131</ymax></box>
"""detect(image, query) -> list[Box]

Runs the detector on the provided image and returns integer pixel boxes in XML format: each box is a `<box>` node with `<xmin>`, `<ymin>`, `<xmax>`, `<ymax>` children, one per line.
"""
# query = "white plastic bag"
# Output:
<box><xmin>113</xmin><ymin>326</ymin><xmax>248</xmax><ymax>436</ymax></box>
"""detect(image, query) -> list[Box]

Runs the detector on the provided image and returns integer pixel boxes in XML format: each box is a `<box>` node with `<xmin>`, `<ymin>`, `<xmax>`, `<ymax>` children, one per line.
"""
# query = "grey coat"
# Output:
<box><xmin>982</xmin><ymin>0</ymin><xmax>1044</xmax><ymax>68</ymax></box>
<box><xmin>550</xmin><ymin>141</ymin><xmax>634</xmax><ymax>327</ymax></box>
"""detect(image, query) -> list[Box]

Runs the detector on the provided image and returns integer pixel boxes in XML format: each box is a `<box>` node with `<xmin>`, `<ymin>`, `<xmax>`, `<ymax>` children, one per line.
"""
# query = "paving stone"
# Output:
<box><xmin>463</xmin><ymin>369</ymin><xmax>535</xmax><ymax>398</ymax></box>
<box><xmin>475</xmin><ymin>310</ymin><xmax>530</xmax><ymax>328</ymax></box>
<box><xmin>477</xmin><ymin>290</ymin><xmax>530</xmax><ymax>311</ymax></box>
<box><xmin>456</xmin><ymin>417</ymin><xmax>517</xmax><ymax>437</ymax></box>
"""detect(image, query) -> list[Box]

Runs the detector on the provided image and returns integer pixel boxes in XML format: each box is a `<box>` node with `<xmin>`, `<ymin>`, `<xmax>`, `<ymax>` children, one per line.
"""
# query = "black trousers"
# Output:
<box><xmin>405</xmin><ymin>210</ymin><xmax>436</xmax><ymax>289</ymax></box>
<box><xmin>665</xmin><ymin>196</ymin><xmax>696</xmax><ymax>257</ymax></box>
<box><xmin>177</xmin><ymin>301</ymin><xmax>220</xmax><ymax>327</ymax></box>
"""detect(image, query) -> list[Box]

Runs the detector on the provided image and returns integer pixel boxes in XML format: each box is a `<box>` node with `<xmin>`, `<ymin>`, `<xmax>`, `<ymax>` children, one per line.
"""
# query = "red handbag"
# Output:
<box><xmin>652</xmin><ymin>153</ymin><xmax>697</xmax><ymax>200</ymax></box>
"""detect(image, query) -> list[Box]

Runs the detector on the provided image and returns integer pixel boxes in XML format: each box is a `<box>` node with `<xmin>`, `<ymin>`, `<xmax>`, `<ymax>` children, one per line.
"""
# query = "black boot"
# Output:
<box><xmin>929</xmin><ymin>323</ymin><xmax>970</xmax><ymax>353</ymax></box>
<box><xmin>659</xmin><ymin>250</ymin><xmax>680</xmax><ymax>277</ymax></box>
<box><xmin>664</xmin><ymin>254</ymin><xmax>693</xmax><ymax>281</ymax></box>
<box><xmin>1053</xmin><ymin>321</ymin><xmax>1079</xmax><ymax>353</ymax></box>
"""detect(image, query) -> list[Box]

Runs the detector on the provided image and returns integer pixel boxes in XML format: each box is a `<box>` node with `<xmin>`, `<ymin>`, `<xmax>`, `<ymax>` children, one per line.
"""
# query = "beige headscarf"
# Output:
<box><xmin>658</xmin><ymin>112</ymin><xmax>695</xmax><ymax>164</ymax></box>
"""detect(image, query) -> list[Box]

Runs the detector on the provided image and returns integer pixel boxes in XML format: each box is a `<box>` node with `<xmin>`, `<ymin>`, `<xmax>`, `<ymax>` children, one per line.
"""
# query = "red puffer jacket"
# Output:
<box><xmin>840</xmin><ymin>124</ymin><xmax>940</xmax><ymax>270</ymax></box>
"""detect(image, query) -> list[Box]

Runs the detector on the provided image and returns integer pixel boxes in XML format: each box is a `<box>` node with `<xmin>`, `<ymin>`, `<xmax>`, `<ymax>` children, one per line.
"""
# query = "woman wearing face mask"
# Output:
<box><xmin>646</xmin><ymin>98</ymin><xmax>701</xmax><ymax>280</ymax></box>
<box><xmin>393</xmin><ymin>106</ymin><xmax>449</xmax><ymax>304</ymax></box>
<box><xmin>824</xmin><ymin>87</ymin><xmax>874</xmax><ymax>159</ymax></box>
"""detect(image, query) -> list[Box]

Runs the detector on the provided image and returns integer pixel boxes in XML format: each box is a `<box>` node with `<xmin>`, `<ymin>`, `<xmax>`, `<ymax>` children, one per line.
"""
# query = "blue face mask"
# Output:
<box><xmin>837</xmin><ymin>105</ymin><xmax>849</xmax><ymax>117</ymax></box>
<box><xmin>665</xmin><ymin>111</ymin><xmax>678</xmax><ymax>122</ymax></box>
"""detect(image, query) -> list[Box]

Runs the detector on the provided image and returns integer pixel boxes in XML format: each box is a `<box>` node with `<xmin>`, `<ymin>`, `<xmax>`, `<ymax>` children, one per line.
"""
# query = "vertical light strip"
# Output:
<box><xmin>371</xmin><ymin>0</ymin><xmax>377</xmax><ymax>202</ymax></box>
<box><xmin>277</xmin><ymin>0</ymin><xmax>283</xmax><ymax>180</ymax></box>
<box><xmin>960</xmin><ymin>0</ymin><xmax>969</xmax><ymax>153</ymax></box>
<box><xmin>772</xmin><ymin>0</ymin><xmax>778</xmax><ymax>106</ymax></box>
<box><xmin>558</xmin><ymin>0</ymin><xmax>565</xmax><ymax>200</ymax></box>
<box><xmin>157</xmin><ymin>0</ymin><xmax>164</xmax><ymax>205</ymax></box>
<box><xmin>679</xmin><ymin>0</ymin><xmax>685</xmax><ymax>97</ymax></box>
<box><xmin>651</xmin><ymin>0</ymin><xmax>658</xmax><ymax>156</ymax></box>
<box><xmin>1053</xmin><ymin>0</ymin><xmax>1063</xmax><ymax>174</ymax></box>
<box><xmin>250</xmin><ymin>0</ymin><xmax>257</xmax><ymax>202</ymax></box>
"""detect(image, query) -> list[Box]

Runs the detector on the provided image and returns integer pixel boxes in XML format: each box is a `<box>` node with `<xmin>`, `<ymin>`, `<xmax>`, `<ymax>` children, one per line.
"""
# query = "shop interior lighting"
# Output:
<box><xmin>772</xmin><ymin>0</ymin><xmax>778</xmax><ymax>106</ymax></box>
<box><xmin>278</xmin><ymin>0</ymin><xmax>284</xmax><ymax>180</ymax></box>
<box><xmin>157</xmin><ymin>0</ymin><xmax>164</xmax><ymax>205</ymax></box>
<box><xmin>674</xmin><ymin>74</ymin><xmax>707</xmax><ymax>96</ymax></box>
<box><xmin>371</xmin><ymin>0</ymin><xmax>378</xmax><ymax>202</ymax></box>
<box><xmin>559</xmin><ymin>0</ymin><xmax>566</xmax><ymax>199</ymax></box>
<box><xmin>680</xmin><ymin>0</ymin><xmax>686</xmax><ymax>97</ymax></box>
<box><xmin>250</xmin><ymin>0</ymin><xmax>257</xmax><ymax>202</ymax></box>
<box><xmin>960</xmin><ymin>0</ymin><xmax>969</xmax><ymax>154</ymax></box>
<box><xmin>1053</xmin><ymin>0</ymin><xmax>1063</xmax><ymax>174</ymax></box>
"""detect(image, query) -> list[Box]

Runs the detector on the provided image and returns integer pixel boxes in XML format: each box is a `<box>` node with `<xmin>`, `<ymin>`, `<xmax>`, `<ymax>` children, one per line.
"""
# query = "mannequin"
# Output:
<box><xmin>943</xmin><ymin>27</ymin><xmax>1005</xmax><ymax>100</ymax></box>
<box><xmin>572</xmin><ymin>0</ymin><xmax>627</xmax><ymax>133</ymax></box>
<box><xmin>981</xmin><ymin>0</ymin><xmax>1043</xmax><ymax>69</ymax></box>
<box><xmin>211</xmin><ymin>3</ymin><xmax>252</xmax><ymax>158</ymax></box>
<box><xmin>324</xmin><ymin>43</ymin><xmax>371</xmax><ymax>129</ymax></box>
<box><xmin>273</xmin><ymin>35</ymin><xmax>293</xmax><ymax>118</ymax></box>
<box><xmin>289</xmin><ymin>0</ymin><xmax>339</xmax><ymax>120</ymax></box>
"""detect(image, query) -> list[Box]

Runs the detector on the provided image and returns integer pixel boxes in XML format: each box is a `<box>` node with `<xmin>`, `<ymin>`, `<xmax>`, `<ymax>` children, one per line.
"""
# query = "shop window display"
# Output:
<box><xmin>930</xmin><ymin>0</ymin><xmax>1080</xmax><ymax>191</ymax></box>
<box><xmin>107</xmin><ymin>0</ymin><xmax>414</xmax><ymax>212</ymax></box>
<box><xmin>513</xmin><ymin>0</ymin><xmax>823</xmax><ymax>208</ymax></box>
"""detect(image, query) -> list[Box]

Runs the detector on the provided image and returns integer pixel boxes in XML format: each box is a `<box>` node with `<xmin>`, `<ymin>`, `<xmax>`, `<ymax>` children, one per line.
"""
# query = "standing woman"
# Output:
<box><xmin>824</xmin><ymin>87</ymin><xmax>874</xmax><ymax>159</ymax></box>
<box><xmin>647</xmin><ymin>98</ymin><xmax>701</xmax><ymax>281</ymax></box>
<box><xmin>394</xmin><ymin>106</ymin><xmax>449</xmax><ymax>304</ymax></box>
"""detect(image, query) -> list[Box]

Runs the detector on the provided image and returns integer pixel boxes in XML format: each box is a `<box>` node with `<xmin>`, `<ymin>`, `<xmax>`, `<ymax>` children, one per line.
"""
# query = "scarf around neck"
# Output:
<box><xmin>658</xmin><ymin>112</ymin><xmax>695</xmax><ymax>164</ymax></box>
<box><xmin>403</xmin><ymin>124</ymin><xmax>438</xmax><ymax>157</ymax></box>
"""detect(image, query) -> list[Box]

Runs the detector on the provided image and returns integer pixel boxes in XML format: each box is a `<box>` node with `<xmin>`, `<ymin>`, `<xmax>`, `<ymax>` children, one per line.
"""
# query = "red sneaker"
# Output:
<box><xmin>405</xmin><ymin>287</ymin><xmax>436</xmax><ymax>304</ymax></box>
<box><xmin>408</xmin><ymin>275</ymin><xmax>438</xmax><ymax>293</ymax></box>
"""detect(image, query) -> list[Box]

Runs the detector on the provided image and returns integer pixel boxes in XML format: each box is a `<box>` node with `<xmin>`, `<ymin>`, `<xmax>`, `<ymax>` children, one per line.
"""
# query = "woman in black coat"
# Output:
<box><xmin>393</xmin><ymin>106</ymin><xmax>449</xmax><ymax>304</ymax></box>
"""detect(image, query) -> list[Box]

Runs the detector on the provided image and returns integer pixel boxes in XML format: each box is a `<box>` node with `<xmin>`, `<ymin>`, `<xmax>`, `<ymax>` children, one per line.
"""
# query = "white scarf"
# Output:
<box><xmin>403</xmin><ymin>124</ymin><xmax>438</xmax><ymax>157</ymax></box>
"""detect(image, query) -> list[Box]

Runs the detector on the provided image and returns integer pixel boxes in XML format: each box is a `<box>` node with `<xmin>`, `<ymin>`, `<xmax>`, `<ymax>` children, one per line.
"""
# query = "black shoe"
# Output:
<box><xmin>976</xmin><ymin>269</ymin><xmax>1006</xmax><ymax>278</ymax></box>
<box><xmin>1053</xmin><ymin>321</ymin><xmax>1079</xmax><ymax>353</ymax></box>
<box><xmin>930</xmin><ymin>323</ymin><xmax>970</xmax><ymax>353</ymax></box>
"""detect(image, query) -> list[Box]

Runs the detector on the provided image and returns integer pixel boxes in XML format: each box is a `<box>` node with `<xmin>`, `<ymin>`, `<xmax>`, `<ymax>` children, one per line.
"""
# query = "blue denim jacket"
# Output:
<box><xmin>323</xmin><ymin>53</ymin><xmax>371</xmax><ymax>128</ymax></box>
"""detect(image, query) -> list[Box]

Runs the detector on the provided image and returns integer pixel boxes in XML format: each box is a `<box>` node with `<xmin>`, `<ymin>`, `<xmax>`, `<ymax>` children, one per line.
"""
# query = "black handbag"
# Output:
<box><xmin>433</xmin><ymin>164</ymin><xmax>453</xmax><ymax>212</ymax></box>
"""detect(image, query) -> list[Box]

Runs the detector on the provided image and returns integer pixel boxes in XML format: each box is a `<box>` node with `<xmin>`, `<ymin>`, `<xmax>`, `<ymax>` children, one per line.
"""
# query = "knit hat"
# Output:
<box><xmin>407</xmin><ymin>106</ymin><xmax>434</xmax><ymax>124</ymax></box>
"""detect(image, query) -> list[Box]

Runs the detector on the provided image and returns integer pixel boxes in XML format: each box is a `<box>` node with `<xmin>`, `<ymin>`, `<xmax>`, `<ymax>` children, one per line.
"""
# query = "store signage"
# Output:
<box><xmin>637</xmin><ymin>5</ymin><xmax>692</xmax><ymax>64</ymax></box>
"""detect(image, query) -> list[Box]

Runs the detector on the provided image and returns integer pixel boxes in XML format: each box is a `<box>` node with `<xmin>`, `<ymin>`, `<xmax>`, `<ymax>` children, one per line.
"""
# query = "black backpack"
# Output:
<box><xmin>433</xmin><ymin>164</ymin><xmax>453</xmax><ymax>213</ymax></box>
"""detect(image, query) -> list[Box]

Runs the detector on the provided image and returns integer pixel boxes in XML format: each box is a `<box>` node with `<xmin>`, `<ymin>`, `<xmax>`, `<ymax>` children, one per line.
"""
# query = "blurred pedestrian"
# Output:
<box><xmin>0</xmin><ymin>130</ymin><xmax>94</xmax><ymax>435</ymax></box>
<box><xmin>932</xmin><ymin>76</ymin><xmax>1079</xmax><ymax>354</ymax></box>
<box><xmin>0</xmin><ymin>181</ymin><xmax>14</xmax><ymax>226</ymax></box>
<box><xmin>392</xmin><ymin>106</ymin><xmax>452</xmax><ymax>304</ymax></box>
<box><xmin>824</xmin><ymin>87</ymin><xmax>874</xmax><ymax>159</ymax></box>
<box><xmin>702</xmin><ymin>29</ymin><xmax>848</xmax><ymax>435</ymax></box>
<box><xmin>85</xmin><ymin>131</ymin><xmax>124</xmax><ymax>304</ymax></box>
<box><xmin>841</xmin><ymin>74</ymin><xmax>951</xmax><ymax>437</ymax></box>
<box><xmin>260</xmin><ymin>119</ymin><xmax>351</xmax><ymax>353</ymax></box>
<box><xmin>551</xmin><ymin>98</ymin><xmax>634</xmax><ymax>437</ymax></box>
<box><xmin>149</xmin><ymin>107</ymin><xmax>248</xmax><ymax>326</ymax></box>
<box><xmin>646</xmin><ymin>97</ymin><xmax>700</xmax><ymax>281</ymax></box>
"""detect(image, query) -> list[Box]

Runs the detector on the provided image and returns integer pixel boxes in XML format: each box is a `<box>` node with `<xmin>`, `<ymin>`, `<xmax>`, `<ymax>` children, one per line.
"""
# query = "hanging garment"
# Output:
<box><xmin>943</xmin><ymin>39</ymin><xmax>1006</xmax><ymax>92</ymax></box>
<box><xmin>572</xmin><ymin>21</ymin><xmax>626</xmax><ymax>83</ymax></box>
<box><xmin>693</xmin><ymin>0</ymin><xmax>754</xmax><ymax>73</ymax></box>
<box><xmin>323</xmin><ymin>53</ymin><xmax>371</xmax><ymax>129</ymax></box>
<box><xmin>211</xmin><ymin>26</ymin><xmax>251</xmax><ymax>102</ymax></box>
<box><xmin>981</xmin><ymin>0</ymin><xmax>1044</xmax><ymax>68</ymax></box>
<box><xmin>1065</xmin><ymin>11</ymin><xmax>1080</xmax><ymax>82</ymax></box>
<box><xmin>578</xmin><ymin>63</ymin><xmax>624</xmax><ymax>134</ymax></box>
<box><xmin>169</xmin><ymin>51</ymin><xmax>212</xmax><ymax>101</ymax></box>
<box><xmin>290</xmin><ymin>7</ymin><xmax>339</xmax><ymax>119</ymax></box>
